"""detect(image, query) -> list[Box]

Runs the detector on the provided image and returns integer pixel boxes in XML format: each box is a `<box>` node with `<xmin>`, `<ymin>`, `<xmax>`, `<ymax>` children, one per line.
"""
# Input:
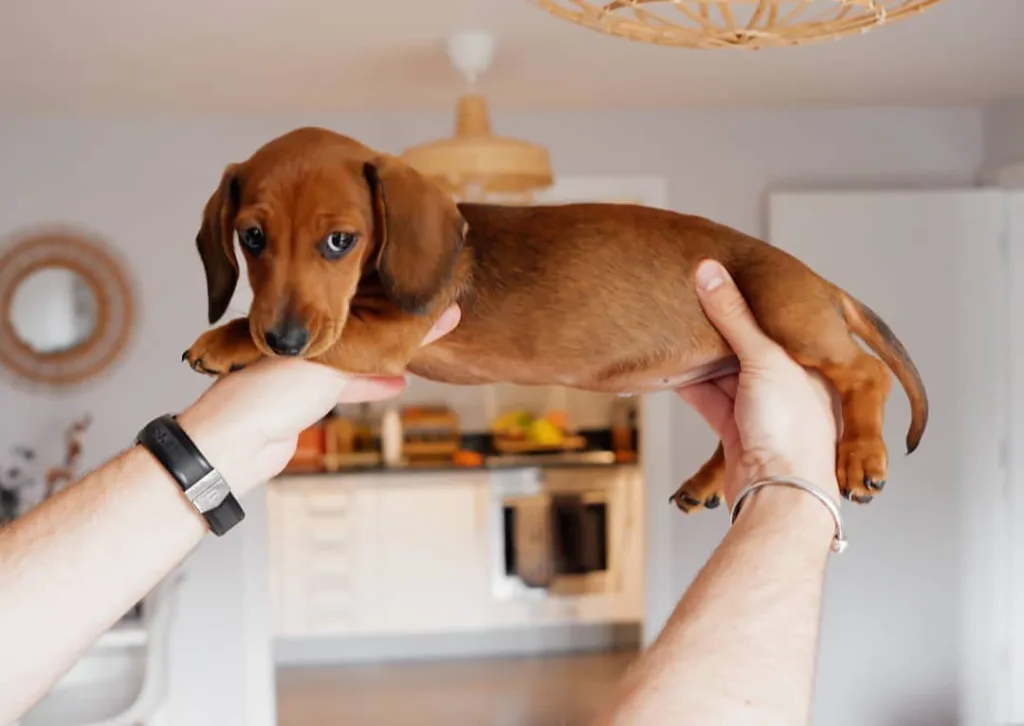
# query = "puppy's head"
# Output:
<box><xmin>195</xmin><ymin>126</ymin><xmax>465</xmax><ymax>358</ymax></box>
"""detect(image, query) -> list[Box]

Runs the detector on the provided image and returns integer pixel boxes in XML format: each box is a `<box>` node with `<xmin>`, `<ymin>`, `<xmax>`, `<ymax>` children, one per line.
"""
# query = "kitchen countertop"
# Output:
<box><xmin>277</xmin><ymin>428</ymin><xmax>639</xmax><ymax>478</ymax></box>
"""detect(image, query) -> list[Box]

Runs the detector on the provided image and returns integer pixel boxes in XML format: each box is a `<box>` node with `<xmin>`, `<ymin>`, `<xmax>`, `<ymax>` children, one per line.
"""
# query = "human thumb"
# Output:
<box><xmin>694</xmin><ymin>259</ymin><xmax>777</xmax><ymax>365</ymax></box>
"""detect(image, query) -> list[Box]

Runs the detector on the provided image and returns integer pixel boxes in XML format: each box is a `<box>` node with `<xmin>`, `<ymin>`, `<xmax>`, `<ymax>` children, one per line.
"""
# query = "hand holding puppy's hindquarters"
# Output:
<box><xmin>673</xmin><ymin>260</ymin><xmax>841</xmax><ymax>512</ymax></box>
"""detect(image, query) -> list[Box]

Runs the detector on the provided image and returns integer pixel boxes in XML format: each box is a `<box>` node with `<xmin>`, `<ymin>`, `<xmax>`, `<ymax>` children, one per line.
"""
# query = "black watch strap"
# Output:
<box><xmin>136</xmin><ymin>414</ymin><xmax>245</xmax><ymax>536</ymax></box>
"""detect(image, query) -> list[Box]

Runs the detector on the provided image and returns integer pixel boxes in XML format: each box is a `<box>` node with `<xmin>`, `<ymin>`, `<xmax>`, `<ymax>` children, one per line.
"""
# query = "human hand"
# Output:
<box><xmin>176</xmin><ymin>304</ymin><xmax>462</xmax><ymax>497</ymax></box>
<box><xmin>676</xmin><ymin>261</ymin><xmax>840</xmax><ymax>509</ymax></box>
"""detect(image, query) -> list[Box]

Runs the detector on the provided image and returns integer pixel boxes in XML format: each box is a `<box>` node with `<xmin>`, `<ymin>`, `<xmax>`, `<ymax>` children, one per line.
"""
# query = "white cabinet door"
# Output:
<box><xmin>769</xmin><ymin>190</ymin><xmax>1008</xmax><ymax>726</ymax></box>
<box><xmin>368</xmin><ymin>474</ymin><xmax>492</xmax><ymax>634</ymax></box>
<box><xmin>267</xmin><ymin>479</ymin><xmax>376</xmax><ymax>637</ymax></box>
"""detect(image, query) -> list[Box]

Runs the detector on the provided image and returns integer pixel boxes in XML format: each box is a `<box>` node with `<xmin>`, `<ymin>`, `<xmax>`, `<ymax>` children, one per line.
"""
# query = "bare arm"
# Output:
<box><xmin>596</xmin><ymin>487</ymin><xmax>833</xmax><ymax>725</ymax></box>
<box><xmin>0</xmin><ymin>305</ymin><xmax>461</xmax><ymax>724</ymax></box>
<box><xmin>0</xmin><ymin>440</ymin><xmax>212</xmax><ymax>721</ymax></box>
<box><xmin>595</xmin><ymin>260</ymin><xmax>842</xmax><ymax>726</ymax></box>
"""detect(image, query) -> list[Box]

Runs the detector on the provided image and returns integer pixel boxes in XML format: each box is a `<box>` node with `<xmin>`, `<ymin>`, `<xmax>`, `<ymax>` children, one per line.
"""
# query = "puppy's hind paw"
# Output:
<box><xmin>669</xmin><ymin>484</ymin><xmax>723</xmax><ymax>514</ymax></box>
<box><xmin>837</xmin><ymin>435</ymin><xmax>888</xmax><ymax>505</ymax></box>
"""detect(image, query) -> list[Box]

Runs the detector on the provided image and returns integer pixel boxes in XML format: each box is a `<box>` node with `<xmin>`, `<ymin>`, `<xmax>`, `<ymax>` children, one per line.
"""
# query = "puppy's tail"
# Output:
<box><xmin>839</xmin><ymin>292</ymin><xmax>929</xmax><ymax>454</ymax></box>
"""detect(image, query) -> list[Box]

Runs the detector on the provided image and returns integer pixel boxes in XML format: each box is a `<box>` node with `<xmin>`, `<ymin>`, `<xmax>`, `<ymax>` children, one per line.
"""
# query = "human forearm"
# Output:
<box><xmin>596</xmin><ymin>486</ymin><xmax>835</xmax><ymax>726</ymax></box>
<box><xmin>0</xmin><ymin>412</ymin><xmax>242</xmax><ymax>723</ymax></box>
<box><xmin>0</xmin><ymin>348</ymin><xmax>437</xmax><ymax>723</ymax></box>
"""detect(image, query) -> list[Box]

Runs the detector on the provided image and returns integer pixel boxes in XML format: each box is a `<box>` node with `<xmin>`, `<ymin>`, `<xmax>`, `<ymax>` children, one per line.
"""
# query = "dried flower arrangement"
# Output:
<box><xmin>44</xmin><ymin>414</ymin><xmax>92</xmax><ymax>499</ymax></box>
<box><xmin>0</xmin><ymin>445</ymin><xmax>37</xmax><ymax>526</ymax></box>
<box><xmin>0</xmin><ymin>414</ymin><xmax>92</xmax><ymax>527</ymax></box>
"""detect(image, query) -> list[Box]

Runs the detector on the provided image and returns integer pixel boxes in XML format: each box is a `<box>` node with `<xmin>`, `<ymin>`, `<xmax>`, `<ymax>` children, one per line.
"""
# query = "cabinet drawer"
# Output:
<box><xmin>306</xmin><ymin>586</ymin><xmax>352</xmax><ymax>611</ymax></box>
<box><xmin>303</xmin><ymin>530</ymin><xmax>349</xmax><ymax>553</ymax></box>
<box><xmin>301</xmin><ymin>517</ymin><xmax>350</xmax><ymax>546</ymax></box>
<box><xmin>302</xmin><ymin>490</ymin><xmax>352</xmax><ymax>515</ymax></box>
<box><xmin>305</xmin><ymin>556</ymin><xmax>352</xmax><ymax>581</ymax></box>
<box><xmin>305</xmin><ymin>609</ymin><xmax>355</xmax><ymax>634</ymax></box>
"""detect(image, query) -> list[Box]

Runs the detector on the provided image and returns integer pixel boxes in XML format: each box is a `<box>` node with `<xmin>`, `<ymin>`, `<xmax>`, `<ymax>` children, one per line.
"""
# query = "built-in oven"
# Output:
<box><xmin>489</xmin><ymin>467</ymin><xmax>629</xmax><ymax>600</ymax></box>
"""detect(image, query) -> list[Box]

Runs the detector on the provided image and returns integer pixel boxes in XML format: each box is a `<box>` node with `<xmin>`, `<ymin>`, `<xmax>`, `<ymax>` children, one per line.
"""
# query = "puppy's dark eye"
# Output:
<box><xmin>320</xmin><ymin>231</ymin><xmax>358</xmax><ymax>260</ymax></box>
<box><xmin>238</xmin><ymin>227</ymin><xmax>265</xmax><ymax>255</ymax></box>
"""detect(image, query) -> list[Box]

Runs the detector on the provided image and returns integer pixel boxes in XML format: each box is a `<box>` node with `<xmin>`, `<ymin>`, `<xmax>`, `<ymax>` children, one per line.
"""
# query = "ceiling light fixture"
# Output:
<box><xmin>527</xmin><ymin>0</ymin><xmax>944</xmax><ymax>50</ymax></box>
<box><xmin>400</xmin><ymin>30</ymin><xmax>554</xmax><ymax>201</ymax></box>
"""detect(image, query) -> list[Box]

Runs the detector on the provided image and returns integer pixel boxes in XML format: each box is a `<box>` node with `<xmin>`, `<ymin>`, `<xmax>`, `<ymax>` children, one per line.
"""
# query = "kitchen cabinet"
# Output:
<box><xmin>267</xmin><ymin>478</ymin><xmax>373</xmax><ymax>636</ymax></box>
<box><xmin>368</xmin><ymin>475</ymin><xmax>492</xmax><ymax>634</ymax></box>
<box><xmin>267</xmin><ymin>472</ymin><xmax>491</xmax><ymax>638</ymax></box>
<box><xmin>266</xmin><ymin>465</ymin><xmax>646</xmax><ymax>662</ymax></box>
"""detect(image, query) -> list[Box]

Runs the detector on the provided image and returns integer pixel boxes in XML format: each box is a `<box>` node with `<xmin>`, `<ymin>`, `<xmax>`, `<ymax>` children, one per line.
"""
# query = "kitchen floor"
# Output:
<box><xmin>276</xmin><ymin>650</ymin><xmax>639</xmax><ymax>726</ymax></box>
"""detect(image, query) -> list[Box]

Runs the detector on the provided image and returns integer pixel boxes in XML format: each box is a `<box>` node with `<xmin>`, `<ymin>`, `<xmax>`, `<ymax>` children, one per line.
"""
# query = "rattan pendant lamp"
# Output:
<box><xmin>400</xmin><ymin>30</ymin><xmax>554</xmax><ymax>201</ymax></box>
<box><xmin>528</xmin><ymin>0</ymin><xmax>945</xmax><ymax>50</ymax></box>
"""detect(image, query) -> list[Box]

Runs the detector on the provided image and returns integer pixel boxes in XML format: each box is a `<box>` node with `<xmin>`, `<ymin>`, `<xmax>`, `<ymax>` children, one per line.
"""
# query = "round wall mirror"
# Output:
<box><xmin>0</xmin><ymin>230</ymin><xmax>135</xmax><ymax>388</ymax></box>
<box><xmin>10</xmin><ymin>266</ymin><xmax>100</xmax><ymax>355</ymax></box>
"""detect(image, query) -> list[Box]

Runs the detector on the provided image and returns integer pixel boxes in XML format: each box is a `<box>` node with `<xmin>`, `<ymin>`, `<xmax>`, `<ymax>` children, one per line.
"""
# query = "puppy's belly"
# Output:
<box><xmin>579</xmin><ymin>356</ymin><xmax>741</xmax><ymax>395</ymax></box>
<box><xmin>408</xmin><ymin>345</ymin><xmax>740</xmax><ymax>395</ymax></box>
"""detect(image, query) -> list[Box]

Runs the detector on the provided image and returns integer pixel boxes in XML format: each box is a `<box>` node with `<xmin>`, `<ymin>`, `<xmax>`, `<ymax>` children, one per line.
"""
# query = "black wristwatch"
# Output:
<box><xmin>135</xmin><ymin>414</ymin><xmax>245</xmax><ymax>536</ymax></box>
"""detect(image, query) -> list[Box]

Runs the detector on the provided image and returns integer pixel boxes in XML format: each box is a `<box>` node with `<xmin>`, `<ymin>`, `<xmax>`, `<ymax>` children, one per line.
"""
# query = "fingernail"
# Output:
<box><xmin>422</xmin><ymin>305</ymin><xmax>461</xmax><ymax>345</ymax></box>
<box><xmin>696</xmin><ymin>261</ymin><xmax>726</xmax><ymax>292</ymax></box>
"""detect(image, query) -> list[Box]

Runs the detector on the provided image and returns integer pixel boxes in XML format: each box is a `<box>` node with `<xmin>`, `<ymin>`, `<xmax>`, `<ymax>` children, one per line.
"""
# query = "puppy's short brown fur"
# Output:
<box><xmin>185</xmin><ymin>127</ymin><xmax>928</xmax><ymax>510</ymax></box>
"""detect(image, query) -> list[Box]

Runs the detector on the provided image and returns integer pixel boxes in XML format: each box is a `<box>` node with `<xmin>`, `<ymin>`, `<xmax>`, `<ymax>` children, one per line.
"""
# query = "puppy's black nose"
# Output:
<box><xmin>264</xmin><ymin>322</ymin><xmax>309</xmax><ymax>356</ymax></box>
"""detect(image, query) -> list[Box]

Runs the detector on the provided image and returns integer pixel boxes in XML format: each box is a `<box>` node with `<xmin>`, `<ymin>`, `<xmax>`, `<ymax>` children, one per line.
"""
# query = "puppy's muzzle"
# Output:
<box><xmin>264</xmin><ymin>316</ymin><xmax>309</xmax><ymax>357</ymax></box>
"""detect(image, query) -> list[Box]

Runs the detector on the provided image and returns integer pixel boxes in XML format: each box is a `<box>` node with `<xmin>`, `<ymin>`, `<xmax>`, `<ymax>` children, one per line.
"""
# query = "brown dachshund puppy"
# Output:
<box><xmin>184</xmin><ymin>126</ymin><xmax>927</xmax><ymax>511</ymax></box>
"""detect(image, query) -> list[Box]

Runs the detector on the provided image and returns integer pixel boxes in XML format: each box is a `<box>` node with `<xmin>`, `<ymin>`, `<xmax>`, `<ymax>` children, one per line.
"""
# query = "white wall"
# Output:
<box><xmin>983</xmin><ymin>98</ymin><xmax>1024</xmax><ymax>169</ymax></box>
<box><xmin>981</xmin><ymin>98</ymin><xmax>1024</xmax><ymax>187</ymax></box>
<box><xmin>0</xmin><ymin>106</ymin><xmax>985</xmax><ymax>724</ymax></box>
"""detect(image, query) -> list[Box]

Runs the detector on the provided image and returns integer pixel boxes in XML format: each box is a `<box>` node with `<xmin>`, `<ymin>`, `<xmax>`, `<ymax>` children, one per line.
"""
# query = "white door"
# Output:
<box><xmin>1004</xmin><ymin>190</ymin><xmax>1024</xmax><ymax>725</ymax></box>
<box><xmin>769</xmin><ymin>190</ymin><xmax>1008</xmax><ymax>726</ymax></box>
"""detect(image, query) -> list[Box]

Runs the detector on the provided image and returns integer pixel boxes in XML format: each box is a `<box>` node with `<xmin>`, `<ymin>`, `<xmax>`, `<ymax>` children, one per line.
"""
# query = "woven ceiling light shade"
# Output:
<box><xmin>528</xmin><ymin>0</ymin><xmax>944</xmax><ymax>50</ymax></box>
<box><xmin>400</xmin><ymin>31</ymin><xmax>553</xmax><ymax>200</ymax></box>
<box><xmin>401</xmin><ymin>93</ymin><xmax>553</xmax><ymax>197</ymax></box>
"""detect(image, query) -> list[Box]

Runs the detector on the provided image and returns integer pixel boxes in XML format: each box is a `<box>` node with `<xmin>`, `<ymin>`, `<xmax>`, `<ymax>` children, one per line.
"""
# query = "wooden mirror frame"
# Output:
<box><xmin>0</xmin><ymin>229</ymin><xmax>136</xmax><ymax>388</ymax></box>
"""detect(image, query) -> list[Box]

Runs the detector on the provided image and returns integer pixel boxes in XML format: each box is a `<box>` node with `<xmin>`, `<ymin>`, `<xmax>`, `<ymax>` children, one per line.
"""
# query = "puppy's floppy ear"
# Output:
<box><xmin>195</xmin><ymin>163</ymin><xmax>242</xmax><ymax>324</ymax></box>
<box><xmin>363</xmin><ymin>156</ymin><xmax>465</xmax><ymax>315</ymax></box>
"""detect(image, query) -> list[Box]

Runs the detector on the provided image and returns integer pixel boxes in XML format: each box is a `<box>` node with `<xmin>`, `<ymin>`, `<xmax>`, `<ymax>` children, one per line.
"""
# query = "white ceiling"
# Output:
<box><xmin>0</xmin><ymin>1</ymin><xmax>1021</xmax><ymax>114</ymax></box>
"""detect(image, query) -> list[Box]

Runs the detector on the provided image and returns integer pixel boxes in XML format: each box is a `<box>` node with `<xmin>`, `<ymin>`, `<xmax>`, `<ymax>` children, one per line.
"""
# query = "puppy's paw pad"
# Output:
<box><xmin>183</xmin><ymin>329</ymin><xmax>261</xmax><ymax>377</ymax></box>
<box><xmin>837</xmin><ymin>436</ymin><xmax>887</xmax><ymax>503</ymax></box>
<box><xmin>670</xmin><ymin>493</ymin><xmax>702</xmax><ymax>514</ymax></box>
<box><xmin>669</xmin><ymin>487</ymin><xmax>723</xmax><ymax>514</ymax></box>
<box><xmin>182</xmin><ymin>352</ymin><xmax>219</xmax><ymax>377</ymax></box>
<box><xmin>864</xmin><ymin>475</ymin><xmax>886</xmax><ymax>492</ymax></box>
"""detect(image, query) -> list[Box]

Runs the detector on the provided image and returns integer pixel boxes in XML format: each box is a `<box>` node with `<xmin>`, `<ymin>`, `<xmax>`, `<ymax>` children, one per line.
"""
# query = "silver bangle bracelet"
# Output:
<box><xmin>730</xmin><ymin>476</ymin><xmax>847</xmax><ymax>554</ymax></box>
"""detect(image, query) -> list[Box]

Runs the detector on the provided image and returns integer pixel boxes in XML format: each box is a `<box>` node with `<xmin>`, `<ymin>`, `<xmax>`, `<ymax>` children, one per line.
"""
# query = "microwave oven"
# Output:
<box><xmin>489</xmin><ymin>467</ymin><xmax>631</xmax><ymax>601</ymax></box>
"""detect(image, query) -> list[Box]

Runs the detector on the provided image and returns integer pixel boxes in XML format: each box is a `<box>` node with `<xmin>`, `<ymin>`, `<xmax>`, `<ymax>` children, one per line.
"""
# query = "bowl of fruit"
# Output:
<box><xmin>490</xmin><ymin>409</ymin><xmax>586</xmax><ymax>454</ymax></box>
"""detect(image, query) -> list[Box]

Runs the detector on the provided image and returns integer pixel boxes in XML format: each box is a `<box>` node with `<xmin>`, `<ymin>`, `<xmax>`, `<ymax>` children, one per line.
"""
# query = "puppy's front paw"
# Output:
<box><xmin>183</xmin><ymin>326</ymin><xmax>263</xmax><ymax>377</ymax></box>
<box><xmin>837</xmin><ymin>435</ymin><xmax>888</xmax><ymax>504</ymax></box>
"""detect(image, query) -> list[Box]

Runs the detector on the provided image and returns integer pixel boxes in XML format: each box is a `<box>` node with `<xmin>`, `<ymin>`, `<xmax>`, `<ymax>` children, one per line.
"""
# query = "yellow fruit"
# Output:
<box><xmin>492</xmin><ymin>411</ymin><xmax>521</xmax><ymax>432</ymax></box>
<box><xmin>493</xmin><ymin>410</ymin><xmax>535</xmax><ymax>437</ymax></box>
<box><xmin>528</xmin><ymin>418</ymin><xmax>564</xmax><ymax>446</ymax></box>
